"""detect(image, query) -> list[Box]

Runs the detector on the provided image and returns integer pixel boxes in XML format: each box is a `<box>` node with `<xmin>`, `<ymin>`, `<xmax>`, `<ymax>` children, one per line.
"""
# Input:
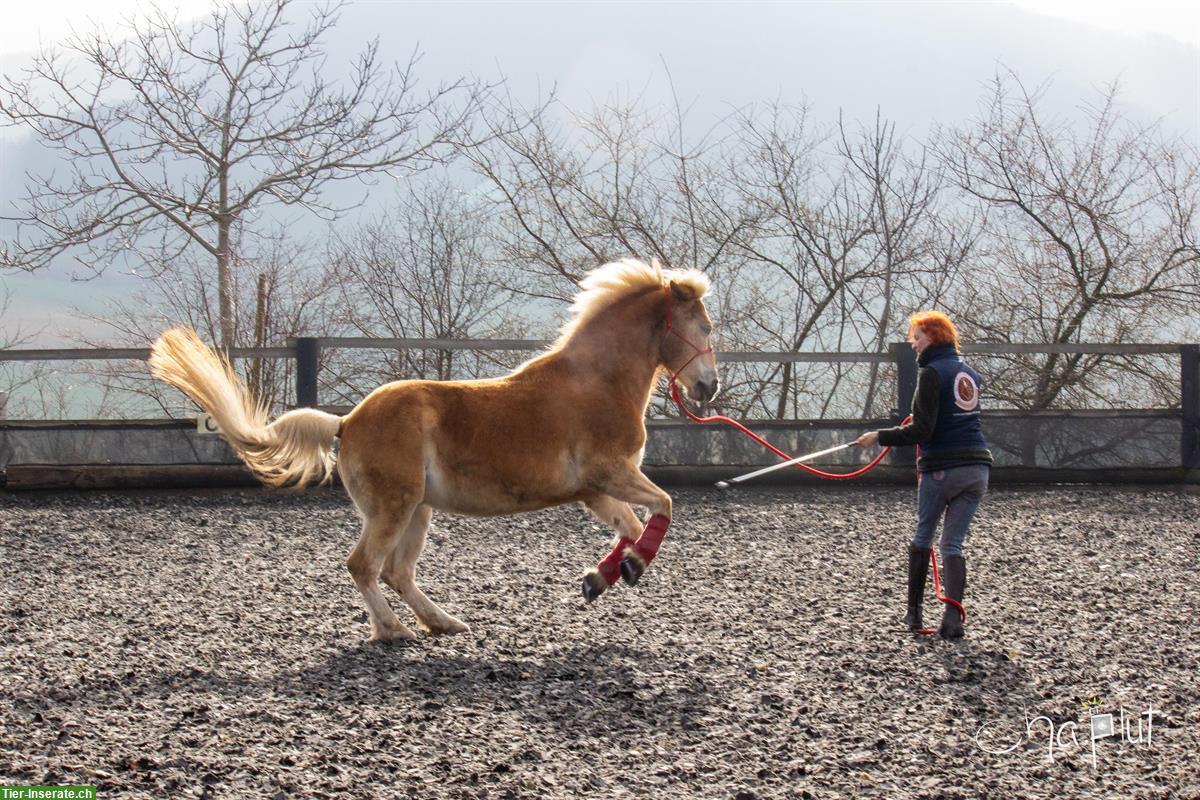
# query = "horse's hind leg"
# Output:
<box><xmin>347</xmin><ymin>505</ymin><xmax>420</xmax><ymax>643</ymax></box>
<box><xmin>382</xmin><ymin>505</ymin><xmax>469</xmax><ymax>634</ymax></box>
<box><xmin>580</xmin><ymin>495</ymin><xmax>644</xmax><ymax>602</ymax></box>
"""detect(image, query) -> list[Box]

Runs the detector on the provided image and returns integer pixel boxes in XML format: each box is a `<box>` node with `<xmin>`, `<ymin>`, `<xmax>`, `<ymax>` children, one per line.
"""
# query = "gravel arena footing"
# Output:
<box><xmin>2</xmin><ymin>485</ymin><xmax>1198</xmax><ymax>799</ymax></box>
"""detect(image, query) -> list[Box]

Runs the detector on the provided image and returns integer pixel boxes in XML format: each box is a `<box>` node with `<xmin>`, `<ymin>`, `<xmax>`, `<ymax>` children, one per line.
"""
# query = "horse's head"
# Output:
<box><xmin>661</xmin><ymin>279</ymin><xmax>720</xmax><ymax>403</ymax></box>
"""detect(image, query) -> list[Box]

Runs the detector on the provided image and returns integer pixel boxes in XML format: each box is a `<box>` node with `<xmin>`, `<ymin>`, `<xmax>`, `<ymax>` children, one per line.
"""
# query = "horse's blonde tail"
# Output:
<box><xmin>148</xmin><ymin>327</ymin><xmax>340</xmax><ymax>488</ymax></box>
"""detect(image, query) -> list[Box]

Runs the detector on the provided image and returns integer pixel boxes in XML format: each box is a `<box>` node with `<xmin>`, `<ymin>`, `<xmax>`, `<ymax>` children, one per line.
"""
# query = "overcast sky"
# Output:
<box><xmin>1011</xmin><ymin>0</ymin><xmax>1198</xmax><ymax>46</ymax></box>
<box><xmin>2</xmin><ymin>0</ymin><xmax>1198</xmax><ymax>56</ymax></box>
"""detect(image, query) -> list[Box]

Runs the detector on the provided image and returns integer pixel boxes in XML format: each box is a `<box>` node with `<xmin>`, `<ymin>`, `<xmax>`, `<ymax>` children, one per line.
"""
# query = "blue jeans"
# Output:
<box><xmin>913</xmin><ymin>464</ymin><xmax>989</xmax><ymax>558</ymax></box>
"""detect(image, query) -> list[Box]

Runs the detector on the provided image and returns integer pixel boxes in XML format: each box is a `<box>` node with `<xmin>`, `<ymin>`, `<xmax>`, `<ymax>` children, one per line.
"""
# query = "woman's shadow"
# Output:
<box><xmin>916</xmin><ymin>636</ymin><xmax>1039</xmax><ymax>720</ymax></box>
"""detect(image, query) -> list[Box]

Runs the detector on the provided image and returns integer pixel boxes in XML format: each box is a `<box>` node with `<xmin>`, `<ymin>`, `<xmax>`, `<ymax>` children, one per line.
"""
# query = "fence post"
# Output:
<box><xmin>1182</xmin><ymin>344</ymin><xmax>1199</xmax><ymax>471</ymax></box>
<box><xmin>295</xmin><ymin>337</ymin><xmax>320</xmax><ymax>408</ymax></box>
<box><xmin>890</xmin><ymin>341</ymin><xmax>917</xmax><ymax>466</ymax></box>
<box><xmin>0</xmin><ymin>390</ymin><xmax>7</xmax><ymax>420</ymax></box>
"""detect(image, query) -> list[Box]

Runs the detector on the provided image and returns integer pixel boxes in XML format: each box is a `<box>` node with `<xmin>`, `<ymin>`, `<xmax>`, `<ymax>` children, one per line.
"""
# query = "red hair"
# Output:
<box><xmin>909</xmin><ymin>310</ymin><xmax>959</xmax><ymax>351</ymax></box>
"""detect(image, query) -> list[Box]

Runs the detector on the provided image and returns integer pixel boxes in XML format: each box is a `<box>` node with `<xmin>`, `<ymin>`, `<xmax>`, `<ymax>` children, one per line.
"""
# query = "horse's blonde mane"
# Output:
<box><xmin>555</xmin><ymin>258</ymin><xmax>710</xmax><ymax>346</ymax></box>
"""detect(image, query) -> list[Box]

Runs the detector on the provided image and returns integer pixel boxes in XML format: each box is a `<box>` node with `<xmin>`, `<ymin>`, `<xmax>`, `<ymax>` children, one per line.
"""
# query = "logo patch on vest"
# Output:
<box><xmin>953</xmin><ymin>372</ymin><xmax>979</xmax><ymax>411</ymax></box>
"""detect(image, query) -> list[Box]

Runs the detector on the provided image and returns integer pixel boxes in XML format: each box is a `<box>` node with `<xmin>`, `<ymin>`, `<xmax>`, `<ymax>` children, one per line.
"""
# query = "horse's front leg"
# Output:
<box><xmin>582</xmin><ymin>465</ymin><xmax>673</xmax><ymax>601</ymax></box>
<box><xmin>580</xmin><ymin>494</ymin><xmax>644</xmax><ymax>602</ymax></box>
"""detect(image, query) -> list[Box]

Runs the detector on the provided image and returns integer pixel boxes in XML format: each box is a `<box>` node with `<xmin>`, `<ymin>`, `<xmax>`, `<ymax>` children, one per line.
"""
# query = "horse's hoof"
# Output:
<box><xmin>367</xmin><ymin>622</ymin><xmax>418</xmax><ymax>643</ymax></box>
<box><xmin>581</xmin><ymin>571</ymin><xmax>607</xmax><ymax>603</ymax></box>
<box><xmin>619</xmin><ymin>556</ymin><xmax>644</xmax><ymax>586</ymax></box>
<box><xmin>367</xmin><ymin>631</ymin><xmax>417</xmax><ymax>645</ymax></box>
<box><xmin>427</xmin><ymin>617</ymin><xmax>470</xmax><ymax>635</ymax></box>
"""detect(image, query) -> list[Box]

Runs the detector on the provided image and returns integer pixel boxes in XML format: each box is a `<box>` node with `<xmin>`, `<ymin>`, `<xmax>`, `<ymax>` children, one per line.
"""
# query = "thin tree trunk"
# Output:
<box><xmin>216</xmin><ymin>218</ymin><xmax>235</xmax><ymax>349</ymax></box>
<box><xmin>250</xmin><ymin>272</ymin><xmax>267</xmax><ymax>399</ymax></box>
<box><xmin>776</xmin><ymin>360</ymin><xmax>792</xmax><ymax>420</ymax></box>
<box><xmin>863</xmin><ymin>265</ymin><xmax>894</xmax><ymax>417</ymax></box>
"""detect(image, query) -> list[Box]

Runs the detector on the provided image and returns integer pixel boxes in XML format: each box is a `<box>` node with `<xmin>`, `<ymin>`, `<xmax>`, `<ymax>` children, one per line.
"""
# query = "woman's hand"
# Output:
<box><xmin>855</xmin><ymin>431</ymin><xmax>880</xmax><ymax>449</ymax></box>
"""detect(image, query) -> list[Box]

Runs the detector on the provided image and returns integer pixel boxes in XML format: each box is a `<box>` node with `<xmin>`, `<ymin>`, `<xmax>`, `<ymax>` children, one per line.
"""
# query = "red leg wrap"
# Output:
<box><xmin>630</xmin><ymin>514</ymin><xmax>671</xmax><ymax>566</ymax></box>
<box><xmin>596</xmin><ymin>537</ymin><xmax>636</xmax><ymax>585</ymax></box>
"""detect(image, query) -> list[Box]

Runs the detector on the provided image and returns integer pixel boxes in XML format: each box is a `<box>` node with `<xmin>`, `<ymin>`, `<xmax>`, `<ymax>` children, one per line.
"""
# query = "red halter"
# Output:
<box><xmin>662</xmin><ymin>284</ymin><xmax>713</xmax><ymax>386</ymax></box>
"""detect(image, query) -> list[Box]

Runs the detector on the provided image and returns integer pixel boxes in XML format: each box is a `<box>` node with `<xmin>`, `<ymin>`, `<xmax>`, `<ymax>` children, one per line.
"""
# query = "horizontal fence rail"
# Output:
<box><xmin>1</xmin><ymin>341</ymin><xmax>1187</xmax><ymax>361</ymax></box>
<box><xmin>1</xmin><ymin>339</ymin><xmax>1197</xmax><ymax>473</ymax></box>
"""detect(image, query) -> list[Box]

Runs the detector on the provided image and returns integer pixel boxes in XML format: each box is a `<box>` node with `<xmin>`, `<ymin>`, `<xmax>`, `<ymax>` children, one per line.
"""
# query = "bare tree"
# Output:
<box><xmin>74</xmin><ymin>226</ymin><xmax>333</xmax><ymax>417</ymax></box>
<box><xmin>324</xmin><ymin>179</ymin><xmax>525</xmax><ymax>401</ymax></box>
<box><xmin>934</xmin><ymin>70</ymin><xmax>1200</xmax><ymax>410</ymax></box>
<box><xmin>0</xmin><ymin>285</ymin><xmax>50</xmax><ymax>418</ymax></box>
<box><xmin>465</xmin><ymin>88</ymin><xmax>749</xmax><ymax>299</ymax></box>
<box><xmin>720</xmin><ymin>103</ymin><xmax>966</xmax><ymax>419</ymax></box>
<box><xmin>1</xmin><ymin>0</ymin><xmax>485</xmax><ymax>347</ymax></box>
<box><xmin>836</xmin><ymin>112</ymin><xmax>978</xmax><ymax>417</ymax></box>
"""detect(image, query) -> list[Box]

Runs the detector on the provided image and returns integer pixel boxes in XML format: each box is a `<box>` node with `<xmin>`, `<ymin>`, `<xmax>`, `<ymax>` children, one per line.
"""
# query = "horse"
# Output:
<box><xmin>148</xmin><ymin>257</ymin><xmax>719</xmax><ymax>642</ymax></box>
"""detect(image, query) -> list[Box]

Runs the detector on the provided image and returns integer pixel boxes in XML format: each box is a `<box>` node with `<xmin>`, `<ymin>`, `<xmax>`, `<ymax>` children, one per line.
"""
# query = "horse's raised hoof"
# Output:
<box><xmin>581</xmin><ymin>570</ymin><xmax>608</xmax><ymax>603</ymax></box>
<box><xmin>619</xmin><ymin>555</ymin><xmax>645</xmax><ymax>586</ymax></box>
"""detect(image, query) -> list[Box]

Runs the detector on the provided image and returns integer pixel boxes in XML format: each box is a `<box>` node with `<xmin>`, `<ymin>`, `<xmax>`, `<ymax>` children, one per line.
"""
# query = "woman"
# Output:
<box><xmin>856</xmin><ymin>311</ymin><xmax>992</xmax><ymax>640</ymax></box>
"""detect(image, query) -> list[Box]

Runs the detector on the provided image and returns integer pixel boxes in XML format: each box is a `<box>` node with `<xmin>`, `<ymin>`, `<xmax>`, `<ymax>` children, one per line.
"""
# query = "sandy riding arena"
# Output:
<box><xmin>2</xmin><ymin>485</ymin><xmax>1198</xmax><ymax>799</ymax></box>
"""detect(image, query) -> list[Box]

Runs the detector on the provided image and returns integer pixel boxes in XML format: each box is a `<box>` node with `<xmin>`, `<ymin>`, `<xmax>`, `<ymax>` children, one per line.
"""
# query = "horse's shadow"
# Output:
<box><xmin>60</xmin><ymin>641</ymin><xmax>714</xmax><ymax>741</ymax></box>
<box><xmin>318</xmin><ymin>642</ymin><xmax>712</xmax><ymax>734</ymax></box>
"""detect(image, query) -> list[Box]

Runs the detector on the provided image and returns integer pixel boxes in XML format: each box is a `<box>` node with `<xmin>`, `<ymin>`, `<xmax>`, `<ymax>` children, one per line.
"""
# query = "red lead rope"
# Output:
<box><xmin>665</xmin><ymin>378</ymin><xmax>963</xmax><ymax>633</ymax></box>
<box><xmin>667</xmin><ymin>380</ymin><xmax>893</xmax><ymax>479</ymax></box>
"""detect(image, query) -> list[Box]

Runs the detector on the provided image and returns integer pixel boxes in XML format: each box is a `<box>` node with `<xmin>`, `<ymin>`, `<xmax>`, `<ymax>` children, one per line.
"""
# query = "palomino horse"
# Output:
<box><xmin>149</xmin><ymin>258</ymin><xmax>719</xmax><ymax>642</ymax></box>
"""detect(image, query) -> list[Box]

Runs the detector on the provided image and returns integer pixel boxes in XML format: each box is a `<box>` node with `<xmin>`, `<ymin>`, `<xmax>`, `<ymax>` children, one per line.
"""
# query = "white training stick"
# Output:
<box><xmin>714</xmin><ymin>442</ymin><xmax>857</xmax><ymax>489</ymax></box>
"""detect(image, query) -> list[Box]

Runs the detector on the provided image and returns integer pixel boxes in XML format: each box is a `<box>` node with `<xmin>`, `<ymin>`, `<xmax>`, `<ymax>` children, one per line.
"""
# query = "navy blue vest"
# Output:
<box><xmin>920</xmin><ymin>345</ymin><xmax>987</xmax><ymax>453</ymax></box>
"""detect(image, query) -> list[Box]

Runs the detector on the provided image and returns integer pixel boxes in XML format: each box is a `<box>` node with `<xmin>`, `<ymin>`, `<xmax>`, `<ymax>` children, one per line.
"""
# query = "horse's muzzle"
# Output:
<box><xmin>692</xmin><ymin>378</ymin><xmax>720</xmax><ymax>403</ymax></box>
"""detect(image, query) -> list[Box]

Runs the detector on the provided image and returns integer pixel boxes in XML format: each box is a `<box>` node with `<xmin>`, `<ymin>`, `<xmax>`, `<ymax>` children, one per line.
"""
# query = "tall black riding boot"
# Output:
<box><xmin>905</xmin><ymin>545</ymin><xmax>931</xmax><ymax>631</ymax></box>
<box><xmin>938</xmin><ymin>554</ymin><xmax>967</xmax><ymax>641</ymax></box>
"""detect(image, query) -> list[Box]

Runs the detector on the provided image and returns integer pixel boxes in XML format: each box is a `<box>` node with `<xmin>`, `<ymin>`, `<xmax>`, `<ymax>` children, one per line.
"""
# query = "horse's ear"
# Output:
<box><xmin>669</xmin><ymin>280</ymin><xmax>697</xmax><ymax>302</ymax></box>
